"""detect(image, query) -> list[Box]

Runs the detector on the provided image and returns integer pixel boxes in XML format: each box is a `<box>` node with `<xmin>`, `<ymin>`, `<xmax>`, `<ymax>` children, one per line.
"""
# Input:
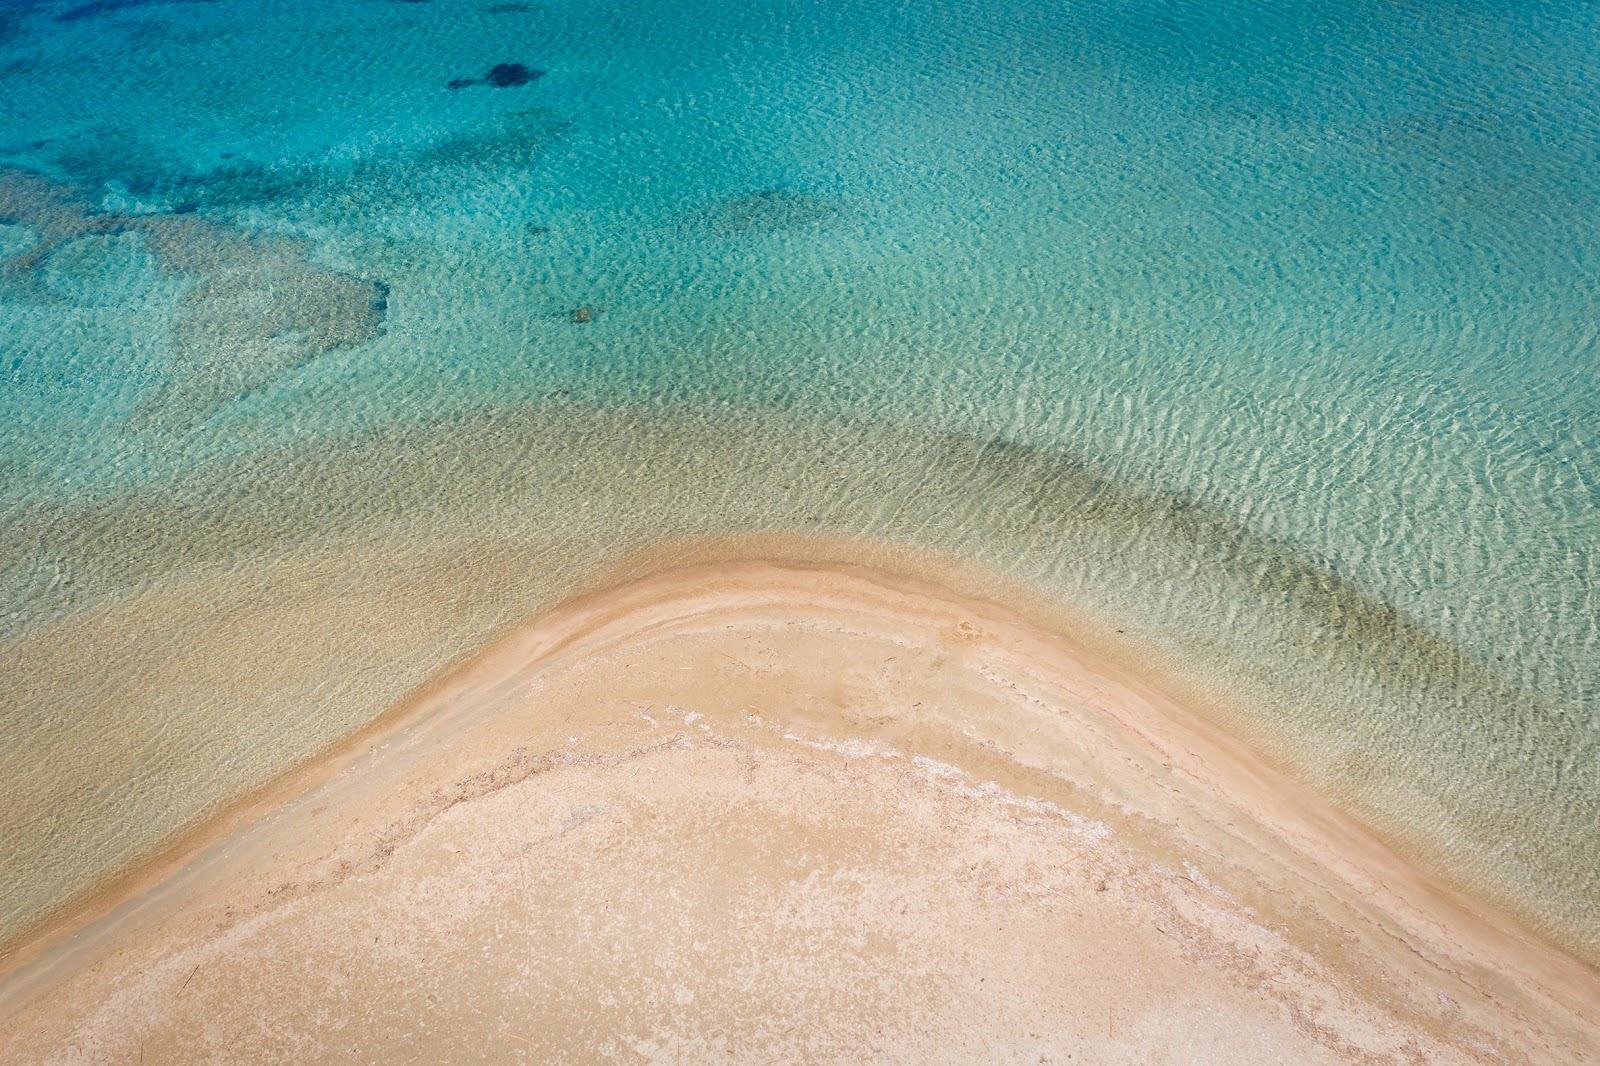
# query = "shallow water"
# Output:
<box><xmin>1</xmin><ymin>0</ymin><xmax>1596</xmax><ymax>962</ymax></box>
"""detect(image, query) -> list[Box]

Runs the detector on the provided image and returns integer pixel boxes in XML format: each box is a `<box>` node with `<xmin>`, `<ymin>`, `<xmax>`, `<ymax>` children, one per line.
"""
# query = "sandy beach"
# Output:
<box><xmin>1</xmin><ymin>552</ymin><xmax>1596</xmax><ymax>1064</ymax></box>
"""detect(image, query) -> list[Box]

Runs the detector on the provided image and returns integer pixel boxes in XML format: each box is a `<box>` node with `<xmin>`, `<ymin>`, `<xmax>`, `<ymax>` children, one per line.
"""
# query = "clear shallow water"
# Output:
<box><xmin>0</xmin><ymin>0</ymin><xmax>1597</xmax><ymax>960</ymax></box>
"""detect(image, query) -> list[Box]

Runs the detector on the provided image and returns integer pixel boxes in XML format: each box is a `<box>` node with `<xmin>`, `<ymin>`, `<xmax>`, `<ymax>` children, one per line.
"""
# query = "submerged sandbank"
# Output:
<box><xmin>1</xmin><ymin>554</ymin><xmax>1595</xmax><ymax>1062</ymax></box>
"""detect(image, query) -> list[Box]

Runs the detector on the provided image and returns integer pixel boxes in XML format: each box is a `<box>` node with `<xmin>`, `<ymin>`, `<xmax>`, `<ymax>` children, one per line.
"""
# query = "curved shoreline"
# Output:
<box><xmin>7</xmin><ymin>402</ymin><xmax>1595</xmax><ymax>970</ymax></box>
<box><xmin>2</xmin><ymin>543</ymin><xmax>1596</xmax><ymax>1060</ymax></box>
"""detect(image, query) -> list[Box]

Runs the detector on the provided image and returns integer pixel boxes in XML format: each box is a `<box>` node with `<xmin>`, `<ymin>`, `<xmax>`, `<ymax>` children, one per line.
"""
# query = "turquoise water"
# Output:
<box><xmin>1</xmin><ymin>0</ymin><xmax>1597</xmax><ymax>962</ymax></box>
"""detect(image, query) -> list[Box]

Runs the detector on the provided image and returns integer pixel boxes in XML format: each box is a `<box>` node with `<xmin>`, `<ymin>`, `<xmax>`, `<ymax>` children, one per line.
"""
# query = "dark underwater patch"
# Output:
<box><xmin>52</xmin><ymin>0</ymin><xmax>214</xmax><ymax>22</ymax></box>
<box><xmin>0</xmin><ymin>9</ymin><xmax>28</xmax><ymax>47</ymax></box>
<box><xmin>48</xmin><ymin>124</ymin><xmax>203</xmax><ymax>203</ymax></box>
<box><xmin>38</xmin><ymin>99</ymin><xmax>569</xmax><ymax>218</ymax></box>
<box><xmin>923</xmin><ymin>430</ymin><xmax>1501</xmax><ymax>699</ymax></box>
<box><xmin>54</xmin><ymin>0</ymin><xmax>139</xmax><ymax>21</ymax></box>
<box><xmin>450</xmin><ymin>62</ymin><xmax>544</xmax><ymax>90</ymax></box>
<box><xmin>683</xmin><ymin>188</ymin><xmax>842</xmax><ymax>236</ymax></box>
<box><xmin>487</xmin><ymin>62</ymin><xmax>537</xmax><ymax>86</ymax></box>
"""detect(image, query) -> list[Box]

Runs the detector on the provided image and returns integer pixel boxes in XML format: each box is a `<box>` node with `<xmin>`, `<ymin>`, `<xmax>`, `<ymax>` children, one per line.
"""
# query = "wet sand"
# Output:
<box><xmin>1</xmin><ymin>555</ymin><xmax>1596</xmax><ymax>1063</ymax></box>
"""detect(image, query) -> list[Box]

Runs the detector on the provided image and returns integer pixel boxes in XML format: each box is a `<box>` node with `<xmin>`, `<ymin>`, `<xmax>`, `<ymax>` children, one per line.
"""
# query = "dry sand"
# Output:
<box><xmin>1</xmin><ymin>554</ymin><xmax>1597</xmax><ymax>1063</ymax></box>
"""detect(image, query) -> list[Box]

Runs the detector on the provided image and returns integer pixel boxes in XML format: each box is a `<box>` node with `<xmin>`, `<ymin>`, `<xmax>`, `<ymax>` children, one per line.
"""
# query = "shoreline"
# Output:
<box><xmin>7</xmin><ymin>400</ymin><xmax>1595</xmax><ymax>971</ymax></box>
<box><xmin>2</xmin><ymin>542</ymin><xmax>1597</xmax><ymax>1059</ymax></box>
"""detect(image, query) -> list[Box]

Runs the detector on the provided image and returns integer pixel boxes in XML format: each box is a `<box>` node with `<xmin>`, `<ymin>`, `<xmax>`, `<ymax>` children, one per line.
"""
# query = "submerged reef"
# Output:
<box><xmin>449</xmin><ymin>62</ymin><xmax>544</xmax><ymax>90</ymax></box>
<box><xmin>683</xmin><ymin>188</ymin><xmax>842</xmax><ymax>236</ymax></box>
<box><xmin>0</xmin><ymin>167</ymin><xmax>388</xmax><ymax>418</ymax></box>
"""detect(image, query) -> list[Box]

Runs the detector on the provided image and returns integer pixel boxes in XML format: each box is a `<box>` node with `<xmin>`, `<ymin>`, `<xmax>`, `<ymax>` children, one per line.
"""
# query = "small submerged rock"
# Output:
<box><xmin>487</xmin><ymin>62</ymin><xmax>540</xmax><ymax>87</ymax></box>
<box><xmin>571</xmin><ymin>305</ymin><xmax>594</xmax><ymax>324</ymax></box>
<box><xmin>449</xmin><ymin>62</ymin><xmax>545</xmax><ymax>90</ymax></box>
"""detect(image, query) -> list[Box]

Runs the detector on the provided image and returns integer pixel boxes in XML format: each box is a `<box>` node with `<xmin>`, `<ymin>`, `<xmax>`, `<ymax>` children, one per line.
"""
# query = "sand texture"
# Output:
<box><xmin>1</xmin><ymin>558</ymin><xmax>1596</xmax><ymax>1064</ymax></box>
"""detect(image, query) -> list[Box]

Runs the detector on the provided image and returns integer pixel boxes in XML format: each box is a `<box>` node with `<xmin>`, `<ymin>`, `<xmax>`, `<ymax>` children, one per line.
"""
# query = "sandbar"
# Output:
<box><xmin>1</xmin><ymin>553</ymin><xmax>1596</xmax><ymax>1063</ymax></box>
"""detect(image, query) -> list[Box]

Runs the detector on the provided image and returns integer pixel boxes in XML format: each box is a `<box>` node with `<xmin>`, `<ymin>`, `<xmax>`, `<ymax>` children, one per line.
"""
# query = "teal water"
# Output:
<box><xmin>1</xmin><ymin>0</ymin><xmax>1597</xmax><ymax>962</ymax></box>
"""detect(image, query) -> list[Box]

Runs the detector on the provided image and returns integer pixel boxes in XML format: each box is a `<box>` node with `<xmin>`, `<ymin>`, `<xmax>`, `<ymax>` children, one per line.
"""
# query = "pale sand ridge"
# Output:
<box><xmin>1</xmin><ymin>553</ymin><xmax>1596</xmax><ymax>1063</ymax></box>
